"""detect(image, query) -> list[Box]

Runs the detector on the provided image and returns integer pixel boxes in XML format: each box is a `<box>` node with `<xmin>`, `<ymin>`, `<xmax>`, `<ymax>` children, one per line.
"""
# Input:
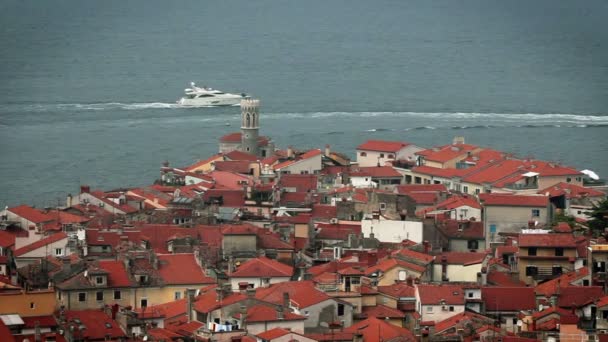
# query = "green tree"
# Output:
<box><xmin>586</xmin><ymin>198</ymin><xmax>608</xmax><ymax>236</ymax></box>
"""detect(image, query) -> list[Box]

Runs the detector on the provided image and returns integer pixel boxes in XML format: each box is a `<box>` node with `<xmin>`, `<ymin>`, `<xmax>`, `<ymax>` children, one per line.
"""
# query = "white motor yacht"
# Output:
<box><xmin>177</xmin><ymin>82</ymin><xmax>248</xmax><ymax>107</ymax></box>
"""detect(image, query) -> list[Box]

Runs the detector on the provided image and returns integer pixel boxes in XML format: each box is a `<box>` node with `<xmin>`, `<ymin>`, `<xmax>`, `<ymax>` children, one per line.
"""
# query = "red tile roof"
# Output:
<box><xmin>315</xmin><ymin>222</ymin><xmax>361</xmax><ymax>240</ymax></box>
<box><xmin>256</xmin><ymin>328</ymin><xmax>291</xmax><ymax>340</ymax></box>
<box><xmin>213</xmin><ymin>160</ymin><xmax>252</xmax><ymax>173</ymax></box>
<box><xmin>405</xmin><ymin>192</ymin><xmax>440</xmax><ymax>205</ymax></box>
<box><xmin>221</xmin><ymin>223</ymin><xmax>259</xmax><ymax>235</ymax></box>
<box><xmin>98</xmin><ymin>260</ymin><xmax>134</xmax><ymax>287</ymax></box>
<box><xmin>343</xmin><ymin>317</ymin><xmax>416</xmax><ymax>341</ymax></box>
<box><xmin>208</xmin><ymin>170</ymin><xmax>252</xmax><ymax>189</ymax></box>
<box><xmin>8</xmin><ymin>205</ymin><xmax>55</xmax><ymax>223</ymax></box>
<box><xmin>362</xmin><ymin>304</ymin><xmax>406</xmax><ymax>318</ymax></box>
<box><xmin>395</xmin><ymin>184</ymin><xmax>448</xmax><ymax>193</ymax></box>
<box><xmin>193</xmin><ymin>289</ymin><xmax>246</xmax><ymax>313</ymax></box>
<box><xmin>255</xmin><ymin>281</ymin><xmax>331</xmax><ymax>309</ymax></box>
<box><xmin>273</xmin><ymin>149</ymin><xmax>322</xmax><ymax>170</ymax></box>
<box><xmin>416</xmin><ymin>144</ymin><xmax>480</xmax><ymax>163</ymax></box>
<box><xmin>437</xmin><ymin>252</ymin><xmax>487</xmax><ymax>265</ymax></box>
<box><xmin>231</xmin><ymin>256</ymin><xmax>293</xmax><ymax>278</ymax></box>
<box><xmin>479</xmin><ymin>193</ymin><xmax>549</xmax><ymax>207</ymax></box>
<box><xmin>225</xmin><ymin>150</ymin><xmax>259</xmax><ymax>161</ymax></box>
<box><xmin>357</xmin><ymin>140</ymin><xmax>412</xmax><ymax>152</ymax></box>
<box><xmin>14</xmin><ymin>232</ymin><xmax>68</xmax><ymax>257</ymax></box>
<box><xmin>279</xmin><ymin>174</ymin><xmax>318</xmax><ymax>192</ymax></box>
<box><xmin>0</xmin><ymin>230</ymin><xmax>16</xmax><ymax>248</ymax></box>
<box><xmin>21</xmin><ymin>316</ymin><xmax>57</xmax><ymax>329</ymax></box>
<box><xmin>462</xmin><ymin>159</ymin><xmax>527</xmax><ymax>185</ymax></box>
<box><xmin>416</xmin><ymin>284</ymin><xmax>465</xmax><ymax>305</ymax></box>
<box><xmin>350</xmin><ymin>166</ymin><xmax>402</xmax><ymax>178</ymax></box>
<box><xmin>64</xmin><ymin>310</ymin><xmax>126</xmax><ymax>340</ymax></box>
<box><xmin>487</xmin><ymin>270</ymin><xmax>526</xmax><ymax>287</ymax></box>
<box><xmin>482</xmin><ymin>287</ymin><xmax>535</xmax><ymax>311</ymax></box>
<box><xmin>558</xmin><ymin>286</ymin><xmax>604</xmax><ymax>308</ymax></box>
<box><xmin>366</xmin><ymin>257</ymin><xmax>427</xmax><ymax>275</ymax></box>
<box><xmin>539</xmin><ymin>182</ymin><xmax>605</xmax><ymax>199</ymax></box>
<box><xmin>393</xmin><ymin>248</ymin><xmax>435</xmax><ymax>264</ymax></box>
<box><xmin>434</xmin><ymin>311</ymin><xmax>494</xmax><ymax>334</ymax></box>
<box><xmin>220</xmin><ymin>132</ymin><xmax>269</xmax><ymax>146</ymax></box>
<box><xmin>202</xmin><ymin>188</ymin><xmax>246</xmax><ymax>207</ymax></box>
<box><xmin>377</xmin><ymin>282</ymin><xmax>416</xmax><ymax>298</ymax></box>
<box><xmin>246</xmin><ymin>305</ymin><xmax>306</xmax><ymax>322</ymax></box>
<box><xmin>436</xmin><ymin>220</ymin><xmax>484</xmax><ymax>240</ymax></box>
<box><xmin>534</xmin><ymin>268</ymin><xmax>589</xmax><ymax>297</ymax></box>
<box><xmin>311</xmin><ymin>204</ymin><xmax>338</xmax><ymax>219</ymax></box>
<box><xmin>257</xmin><ymin>229</ymin><xmax>294</xmax><ymax>250</ymax></box>
<box><xmin>518</xmin><ymin>233</ymin><xmax>577</xmax><ymax>248</ymax></box>
<box><xmin>135</xmin><ymin>298</ymin><xmax>187</xmax><ymax>320</ymax></box>
<box><xmin>157</xmin><ymin>254</ymin><xmax>216</xmax><ymax>285</ymax></box>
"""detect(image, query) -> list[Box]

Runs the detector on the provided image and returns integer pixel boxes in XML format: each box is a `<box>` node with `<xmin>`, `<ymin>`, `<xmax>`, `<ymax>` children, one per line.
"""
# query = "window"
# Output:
<box><xmin>525</xmin><ymin>266</ymin><xmax>538</xmax><ymax>276</ymax></box>
<box><xmin>566</xmin><ymin>177</ymin><xmax>572</xmax><ymax>183</ymax></box>
<box><xmin>379</xmin><ymin>203</ymin><xmax>387</xmax><ymax>210</ymax></box>
<box><xmin>360</xmin><ymin>152</ymin><xmax>367</xmax><ymax>157</ymax></box>
<box><xmin>531</xmin><ymin>209</ymin><xmax>540</xmax><ymax>217</ymax></box>
<box><xmin>552</xmin><ymin>266</ymin><xmax>562</xmax><ymax>276</ymax></box>
<box><xmin>463</xmin><ymin>186</ymin><xmax>469</xmax><ymax>193</ymax></box>
<box><xmin>338</xmin><ymin>303</ymin><xmax>345</xmax><ymax>316</ymax></box>
<box><xmin>555</xmin><ymin>248</ymin><xmax>564</xmax><ymax>256</ymax></box>
<box><xmin>528</xmin><ymin>247</ymin><xmax>537</xmax><ymax>256</ymax></box>
<box><xmin>475</xmin><ymin>188</ymin><xmax>480</xmax><ymax>194</ymax></box>
<box><xmin>96</xmin><ymin>291</ymin><xmax>103</xmax><ymax>301</ymax></box>
<box><xmin>468</xmin><ymin>292</ymin><xmax>473</xmax><ymax>298</ymax></box>
<box><xmin>379</xmin><ymin>153</ymin><xmax>384</xmax><ymax>158</ymax></box>
<box><xmin>576</xmin><ymin>177</ymin><xmax>582</xmax><ymax>182</ymax></box>
<box><xmin>175</xmin><ymin>291</ymin><xmax>181</xmax><ymax>300</ymax></box>
<box><xmin>583</xmin><ymin>279</ymin><xmax>590</xmax><ymax>286</ymax></box>
<box><xmin>30</xmin><ymin>302</ymin><xmax>35</xmax><ymax>309</ymax></box>
<box><xmin>449</xmin><ymin>306</ymin><xmax>454</xmax><ymax>312</ymax></box>
<box><xmin>140</xmin><ymin>298</ymin><xmax>148</xmax><ymax>308</ymax></box>
<box><xmin>388</xmin><ymin>154</ymin><xmax>394</xmax><ymax>159</ymax></box>
<box><xmin>304</xmin><ymin>311</ymin><xmax>310</xmax><ymax>316</ymax></box>
<box><xmin>426</xmin><ymin>306</ymin><xmax>433</xmax><ymax>312</ymax></box>
<box><xmin>114</xmin><ymin>291</ymin><xmax>121</xmax><ymax>300</ymax></box>
<box><xmin>512</xmin><ymin>318</ymin><xmax>518</xmax><ymax>325</ymax></box>
<box><xmin>78</xmin><ymin>293</ymin><xmax>86</xmax><ymax>302</ymax></box>
<box><xmin>603</xmin><ymin>310</ymin><xmax>608</xmax><ymax>320</ymax></box>
<box><xmin>55</xmin><ymin>248</ymin><xmax>62</xmax><ymax>256</ymax></box>
<box><xmin>467</xmin><ymin>240</ymin><xmax>479</xmax><ymax>250</ymax></box>
<box><xmin>96</xmin><ymin>276</ymin><xmax>104</xmax><ymax>284</ymax></box>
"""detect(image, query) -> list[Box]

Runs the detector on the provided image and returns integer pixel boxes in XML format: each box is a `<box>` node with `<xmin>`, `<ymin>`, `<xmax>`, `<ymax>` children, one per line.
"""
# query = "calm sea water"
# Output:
<box><xmin>1</xmin><ymin>0</ymin><xmax>607</xmax><ymax>207</ymax></box>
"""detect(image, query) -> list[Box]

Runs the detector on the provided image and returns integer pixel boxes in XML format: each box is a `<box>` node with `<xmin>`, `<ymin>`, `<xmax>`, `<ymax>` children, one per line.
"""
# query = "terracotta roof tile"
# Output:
<box><xmin>416</xmin><ymin>284</ymin><xmax>465</xmax><ymax>305</ymax></box>
<box><xmin>518</xmin><ymin>233</ymin><xmax>577</xmax><ymax>248</ymax></box>
<box><xmin>7</xmin><ymin>205</ymin><xmax>54</xmax><ymax>223</ymax></box>
<box><xmin>557</xmin><ymin>286</ymin><xmax>604</xmax><ymax>308</ymax></box>
<box><xmin>357</xmin><ymin>140</ymin><xmax>412</xmax><ymax>152</ymax></box>
<box><xmin>416</xmin><ymin>144</ymin><xmax>480</xmax><ymax>163</ymax></box>
<box><xmin>437</xmin><ymin>252</ymin><xmax>487</xmax><ymax>265</ymax></box>
<box><xmin>482</xmin><ymin>287</ymin><xmax>535</xmax><ymax>311</ymax></box>
<box><xmin>245</xmin><ymin>305</ymin><xmax>306</xmax><ymax>322</ymax></box>
<box><xmin>350</xmin><ymin>166</ymin><xmax>402</xmax><ymax>178</ymax></box>
<box><xmin>157</xmin><ymin>254</ymin><xmax>216</xmax><ymax>285</ymax></box>
<box><xmin>343</xmin><ymin>317</ymin><xmax>416</xmax><ymax>341</ymax></box>
<box><xmin>255</xmin><ymin>281</ymin><xmax>331</xmax><ymax>308</ymax></box>
<box><xmin>479</xmin><ymin>193</ymin><xmax>549</xmax><ymax>207</ymax></box>
<box><xmin>230</xmin><ymin>256</ymin><xmax>293</xmax><ymax>278</ymax></box>
<box><xmin>64</xmin><ymin>310</ymin><xmax>126</xmax><ymax>340</ymax></box>
<box><xmin>377</xmin><ymin>282</ymin><xmax>416</xmax><ymax>298</ymax></box>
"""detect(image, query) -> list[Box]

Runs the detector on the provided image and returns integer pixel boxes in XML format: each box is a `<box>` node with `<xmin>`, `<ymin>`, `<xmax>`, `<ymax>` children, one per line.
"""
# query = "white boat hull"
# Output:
<box><xmin>178</xmin><ymin>96</ymin><xmax>243</xmax><ymax>107</ymax></box>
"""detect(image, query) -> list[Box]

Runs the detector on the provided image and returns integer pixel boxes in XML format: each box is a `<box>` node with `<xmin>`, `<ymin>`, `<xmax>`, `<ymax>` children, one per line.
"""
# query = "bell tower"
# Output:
<box><xmin>240</xmin><ymin>98</ymin><xmax>260</xmax><ymax>156</ymax></box>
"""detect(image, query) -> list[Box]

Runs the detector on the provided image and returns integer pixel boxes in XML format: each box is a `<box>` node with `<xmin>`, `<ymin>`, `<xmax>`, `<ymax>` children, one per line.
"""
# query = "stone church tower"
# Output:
<box><xmin>240</xmin><ymin>98</ymin><xmax>260</xmax><ymax>156</ymax></box>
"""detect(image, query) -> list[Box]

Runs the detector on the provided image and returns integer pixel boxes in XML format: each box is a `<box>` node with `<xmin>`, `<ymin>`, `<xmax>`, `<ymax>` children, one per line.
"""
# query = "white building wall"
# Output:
<box><xmin>448</xmin><ymin>206</ymin><xmax>482</xmax><ymax>221</ymax></box>
<box><xmin>356</xmin><ymin>145</ymin><xmax>424</xmax><ymax>168</ymax></box>
<box><xmin>361</xmin><ymin>216</ymin><xmax>423</xmax><ymax>243</ymax></box>
<box><xmin>420</xmin><ymin>304</ymin><xmax>465</xmax><ymax>323</ymax></box>
<box><xmin>229</xmin><ymin>276</ymin><xmax>291</xmax><ymax>291</ymax></box>
<box><xmin>350</xmin><ymin>176</ymin><xmax>376</xmax><ymax>188</ymax></box>
<box><xmin>280</xmin><ymin>155</ymin><xmax>322</xmax><ymax>175</ymax></box>
<box><xmin>432</xmin><ymin>263</ymin><xmax>483</xmax><ymax>282</ymax></box>
<box><xmin>247</xmin><ymin>320</ymin><xmax>305</xmax><ymax>336</ymax></box>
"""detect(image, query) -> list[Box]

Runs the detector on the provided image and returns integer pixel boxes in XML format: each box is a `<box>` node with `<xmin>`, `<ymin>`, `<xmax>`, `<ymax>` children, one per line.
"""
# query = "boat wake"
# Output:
<box><xmin>7</xmin><ymin>102</ymin><xmax>229</xmax><ymax>112</ymax></box>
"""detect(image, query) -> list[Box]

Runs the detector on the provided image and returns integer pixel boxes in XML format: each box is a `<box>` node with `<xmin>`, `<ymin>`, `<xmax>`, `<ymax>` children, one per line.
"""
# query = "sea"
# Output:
<box><xmin>1</xmin><ymin>0</ymin><xmax>607</xmax><ymax>208</ymax></box>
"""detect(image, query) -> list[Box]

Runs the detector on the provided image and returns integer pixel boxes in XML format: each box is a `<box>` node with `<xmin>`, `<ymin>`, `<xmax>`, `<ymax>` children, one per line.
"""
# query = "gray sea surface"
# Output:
<box><xmin>0</xmin><ymin>0</ymin><xmax>607</xmax><ymax>207</ymax></box>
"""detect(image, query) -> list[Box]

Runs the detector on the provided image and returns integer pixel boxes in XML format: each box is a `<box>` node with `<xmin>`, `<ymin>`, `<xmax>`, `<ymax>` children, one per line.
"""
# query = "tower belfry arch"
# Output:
<box><xmin>240</xmin><ymin>99</ymin><xmax>260</xmax><ymax>155</ymax></box>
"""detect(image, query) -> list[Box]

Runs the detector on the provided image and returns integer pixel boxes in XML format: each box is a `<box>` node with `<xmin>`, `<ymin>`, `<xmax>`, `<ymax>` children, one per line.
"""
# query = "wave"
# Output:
<box><xmin>8</xmin><ymin>102</ymin><xmax>215</xmax><ymax>112</ymax></box>
<box><xmin>271</xmin><ymin>111</ymin><xmax>608</xmax><ymax>123</ymax></box>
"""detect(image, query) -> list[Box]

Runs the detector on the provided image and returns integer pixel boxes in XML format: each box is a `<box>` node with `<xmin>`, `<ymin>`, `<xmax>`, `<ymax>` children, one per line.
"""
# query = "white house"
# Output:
<box><xmin>273</xmin><ymin>149</ymin><xmax>323</xmax><ymax>175</ymax></box>
<box><xmin>356</xmin><ymin>140</ymin><xmax>424</xmax><ymax>167</ymax></box>
<box><xmin>229</xmin><ymin>256</ymin><xmax>293</xmax><ymax>291</ymax></box>
<box><xmin>416</xmin><ymin>284</ymin><xmax>466</xmax><ymax>323</ymax></box>
<box><xmin>432</xmin><ymin>252</ymin><xmax>489</xmax><ymax>283</ymax></box>
<box><xmin>361</xmin><ymin>214</ymin><xmax>423</xmax><ymax>244</ymax></box>
<box><xmin>13</xmin><ymin>232</ymin><xmax>70</xmax><ymax>268</ymax></box>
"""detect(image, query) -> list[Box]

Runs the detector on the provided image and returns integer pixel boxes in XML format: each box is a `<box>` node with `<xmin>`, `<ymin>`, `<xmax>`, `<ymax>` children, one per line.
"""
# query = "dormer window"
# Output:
<box><xmin>96</xmin><ymin>276</ymin><xmax>104</xmax><ymax>285</ymax></box>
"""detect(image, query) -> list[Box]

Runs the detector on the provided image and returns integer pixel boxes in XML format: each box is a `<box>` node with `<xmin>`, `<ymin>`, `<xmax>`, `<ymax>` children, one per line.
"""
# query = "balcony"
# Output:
<box><xmin>504</xmin><ymin>183</ymin><xmax>538</xmax><ymax>190</ymax></box>
<box><xmin>526</xmin><ymin>266</ymin><xmax>569</xmax><ymax>281</ymax></box>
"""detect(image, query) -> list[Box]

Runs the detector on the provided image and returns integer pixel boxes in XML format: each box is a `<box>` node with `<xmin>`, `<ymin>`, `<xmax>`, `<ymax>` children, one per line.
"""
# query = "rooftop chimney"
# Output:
<box><xmin>287</xmin><ymin>146</ymin><xmax>294</xmax><ymax>159</ymax></box>
<box><xmin>80</xmin><ymin>185</ymin><xmax>90</xmax><ymax>194</ymax></box>
<box><xmin>276</xmin><ymin>305</ymin><xmax>284</xmax><ymax>320</ymax></box>
<box><xmin>283</xmin><ymin>292</ymin><xmax>290</xmax><ymax>309</ymax></box>
<box><xmin>186</xmin><ymin>288</ymin><xmax>196</xmax><ymax>322</ymax></box>
<box><xmin>325</xmin><ymin>144</ymin><xmax>331</xmax><ymax>157</ymax></box>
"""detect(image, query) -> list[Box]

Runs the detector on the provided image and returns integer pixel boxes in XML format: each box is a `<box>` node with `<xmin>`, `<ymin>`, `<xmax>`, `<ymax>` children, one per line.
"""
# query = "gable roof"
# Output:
<box><xmin>8</xmin><ymin>205</ymin><xmax>55</xmax><ymax>223</ymax></box>
<box><xmin>377</xmin><ymin>282</ymin><xmax>416</xmax><ymax>298</ymax></box>
<box><xmin>157</xmin><ymin>254</ymin><xmax>216</xmax><ymax>285</ymax></box>
<box><xmin>557</xmin><ymin>286</ymin><xmax>604</xmax><ymax>308</ymax></box>
<box><xmin>416</xmin><ymin>144</ymin><xmax>480</xmax><ymax>163</ymax></box>
<box><xmin>343</xmin><ymin>317</ymin><xmax>416</xmax><ymax>341</ymax></box>
<box><xmin>350</xmin><ymin>166</ymin><xmax>402</xmax><ymax>178</ymax></box>
<box><xmin>231</xmin><ymin>256</ymin><xmax>293</xmax><ymax>278</ymax></box>
<box><xmin>539</xmin><ymin>182</ymin><xmax>606</xmax><ymax>199</ymax></box>
<box><xmin>14</xmin><ymin>232</ymin><xmax>68</xmax><ymax>257</ymax></box>
<box><xmin>255</xmin><ymin>281</ymin><xmax>331</xmax><ymax>309</ymax></box>
<box><xmin>482</xmin><ymin>287</ymin><xmax>535</xmax><ymax>311</ymax></box>
<box><xmin>366</xmin><ymin>257</ymin><xmax>427</xmax><ymax>275</ymax></box>
<box><xmin>416</xmin><ymin>284</ymin><xmax>465</xmax><ymax>305</ymax></box>
<box><xmin>437</xmin><ymin>252</ymin><xmax>487</xmax><ymax>265</ymax></box>
<box><xmin>64</xmin><ymin>310</ymin><xmax>126</xmax><ymax>340</ymax></box>
<box><xmin>0</xmin><ymin>231</ymin><xmax>16</xmax><ymax>249</ymax></box>
<box><xmin>273</xmin><ymin>149</ymin><xmax>322</xmax><ymax>170</ymax></box>
<box><xmin>245</xmin><ymin>305</ymin><xmax>306</xmax><ymax>322</ymax></box>
<box><xmin>357</xmin><ymin>140</ymin><xmax>412</xmax><ymax>152</ymax></box>
<box><xmin>518</xmin><ymin>233</ymin><xmax>577</xmax><ymax>248</ymax></box>
<box><xmin>535</xmin><ymin>268</ymin><xmax>589</xmax><ymax>297</ymax></box>
<box><xmin>479</xmin><ymin>193</ymin><xmax>549</xmax><ymax>207</ymax></box>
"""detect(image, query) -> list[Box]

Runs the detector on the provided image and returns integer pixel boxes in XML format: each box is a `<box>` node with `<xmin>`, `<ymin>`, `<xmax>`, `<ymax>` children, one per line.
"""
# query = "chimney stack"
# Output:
<box><xmin>283</xmin><ymin>292</ymin><xmax>290</xmax><ymax>309</ymax></box>
<box><xmin>276</xmin><ymin>305</ymin><xmax>284</xmax><ymax>320</ymax></box>
<box><xmin>80</xmin><ymin>185</ymin><xmax>90</xmax><ymax>194</ymax></box>
<box><xmin>287</xmin><ymin>146</ymin><xmax>294</xmax><ymax>159</ymax></box>
<box><xmin>186</xmin><ymin>288</ymin><xmax>196</xmax><ymax>322</ymax></box>
<box><xmin>423</xmin><ymin>240</ymin><xmax>431</xmax><ymax>254</ymax></box>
